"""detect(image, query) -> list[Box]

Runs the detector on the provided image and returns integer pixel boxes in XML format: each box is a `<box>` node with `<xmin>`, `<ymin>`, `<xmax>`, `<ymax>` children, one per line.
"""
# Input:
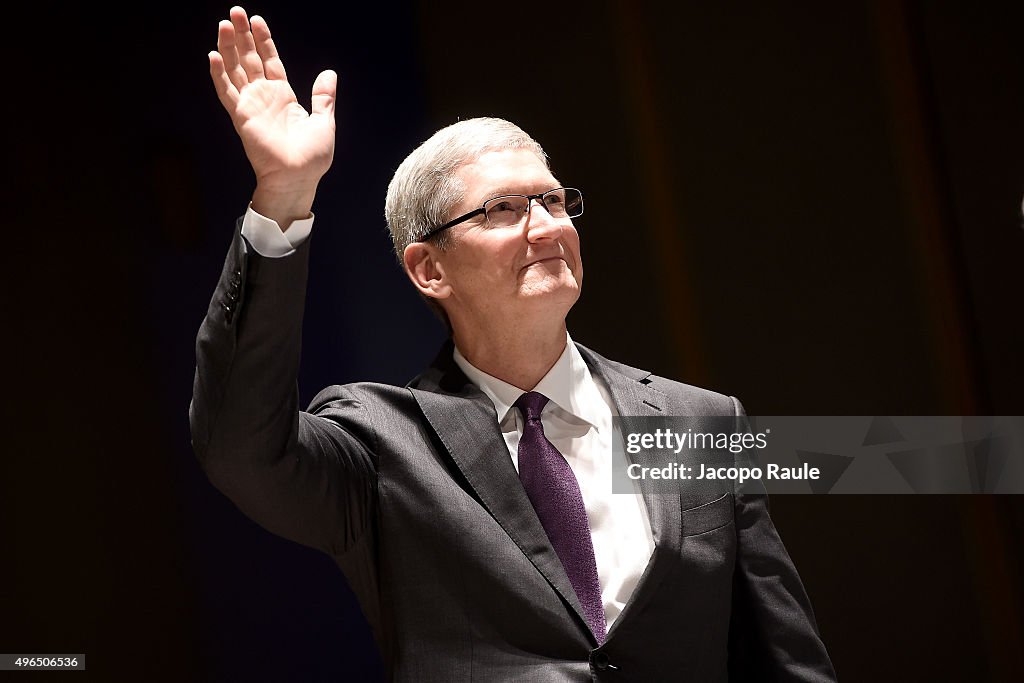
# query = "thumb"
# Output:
<box><xmin>311</xmin><ymin>69</ymin><xmax>337</xmax><ymax>119</ymax></box>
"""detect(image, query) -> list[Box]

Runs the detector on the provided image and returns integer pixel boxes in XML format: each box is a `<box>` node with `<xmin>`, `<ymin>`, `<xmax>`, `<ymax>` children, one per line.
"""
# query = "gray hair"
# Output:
<box><xmin>385</xmin><ymin>117</ymin><xmax>548</xmax><ymax>261</ymax></box>
<box><xmin>384</xmin><ymin>117</ymin><xmax>549</xmax><ymax>330</ymax></box>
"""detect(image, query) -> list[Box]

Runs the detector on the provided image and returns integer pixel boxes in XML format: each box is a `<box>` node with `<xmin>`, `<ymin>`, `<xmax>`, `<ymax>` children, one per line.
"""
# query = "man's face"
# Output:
<box><xmin>436</xmin><ymin>148</ymin><xmax>583</xmax><ymax>325</ymax></box>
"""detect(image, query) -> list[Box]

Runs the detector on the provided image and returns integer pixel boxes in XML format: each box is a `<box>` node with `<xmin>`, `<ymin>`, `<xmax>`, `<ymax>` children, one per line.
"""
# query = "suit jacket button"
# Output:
<box><xmin>591</xmin><ymin>651</ymin><xmax>609</xmax><ymax>671</ymax></box>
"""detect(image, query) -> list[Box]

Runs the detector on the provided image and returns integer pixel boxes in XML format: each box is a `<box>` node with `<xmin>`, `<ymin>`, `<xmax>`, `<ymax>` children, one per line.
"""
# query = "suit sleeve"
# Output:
<box><xmin>188</xmin><ymin>218</ymin><xmax>377</xmax><ymax>556</ymax></box>
<box><xmin>727</xmin><ymin>396</ymin><xmax>838</xmax><ymax>682</ymax></box>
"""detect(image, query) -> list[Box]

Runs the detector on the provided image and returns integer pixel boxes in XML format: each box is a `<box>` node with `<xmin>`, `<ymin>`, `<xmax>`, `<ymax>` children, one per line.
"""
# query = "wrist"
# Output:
<box><xmin>251</xmin><ymin>184</ymin><xmax>317</xmax><ymax>232</ymax></box>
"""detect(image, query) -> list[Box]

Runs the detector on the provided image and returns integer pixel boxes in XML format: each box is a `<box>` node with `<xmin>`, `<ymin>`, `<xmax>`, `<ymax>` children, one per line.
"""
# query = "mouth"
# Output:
<box><xmin>523</xmin><ymin>256</ymin><xmax>568</xmax><ymax>269</ymax></box>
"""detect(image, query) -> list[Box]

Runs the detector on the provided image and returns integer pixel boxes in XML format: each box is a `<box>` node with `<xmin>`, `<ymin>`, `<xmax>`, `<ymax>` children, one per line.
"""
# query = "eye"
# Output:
<box><xmin>484</xmin><ymin>196</ymin><xmax>528</xmax><ymax>227</ymax></box>
<box><xmin>543</xmin><ymin>190</ymin><xmax>566</xmax><ymax>207</ymax></box>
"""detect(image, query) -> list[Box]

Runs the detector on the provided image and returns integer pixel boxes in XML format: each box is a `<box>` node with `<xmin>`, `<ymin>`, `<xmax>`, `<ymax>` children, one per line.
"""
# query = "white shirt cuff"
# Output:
<box><xmin>240</xmin><ymin>203</ymin><xmax>315</xmax><ymax>257</ymax></box>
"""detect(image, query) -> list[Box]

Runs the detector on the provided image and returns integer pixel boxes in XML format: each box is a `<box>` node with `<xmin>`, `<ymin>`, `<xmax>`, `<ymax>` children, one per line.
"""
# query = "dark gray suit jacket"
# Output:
<box><xmin>190</xmin><ymin>223</ymin><xmax>837</xmax><ymax>681</ymax></box>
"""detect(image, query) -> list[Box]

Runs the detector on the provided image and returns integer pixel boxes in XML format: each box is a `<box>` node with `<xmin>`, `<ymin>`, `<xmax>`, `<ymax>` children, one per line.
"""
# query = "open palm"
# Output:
<box><xmin>209</xmin><ymin>7</ymin><xmax>336</xmax><ymax>191</ymax></box>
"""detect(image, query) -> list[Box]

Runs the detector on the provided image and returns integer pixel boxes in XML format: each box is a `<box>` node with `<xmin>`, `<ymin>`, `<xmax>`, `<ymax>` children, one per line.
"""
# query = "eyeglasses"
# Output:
<box><xmin>417</xmin><ymin>187</ymin><xmax>584</xmax><ymax>242</ymax></box>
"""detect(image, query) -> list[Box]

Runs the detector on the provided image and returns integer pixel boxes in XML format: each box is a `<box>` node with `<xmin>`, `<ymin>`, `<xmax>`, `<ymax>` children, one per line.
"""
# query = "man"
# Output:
<box><xmin>191</xmin><ymin>6</ymin><xmax>837</xmax><ymax>681</ymax></box>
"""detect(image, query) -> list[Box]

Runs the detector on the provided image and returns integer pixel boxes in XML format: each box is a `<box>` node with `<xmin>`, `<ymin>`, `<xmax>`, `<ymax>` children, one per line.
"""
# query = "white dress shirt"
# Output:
<box><xmin>240</xmin><ymin>204</ymin><xmax>315</xmax><ymax>256</ymax></box>
<box><xmin>242</xmin><ymin>205</ymin><xmax>656</xmax><ymax>627</ymax></box>
<box><xmin>453</xmin><ymin>339</ymin><xmax>654</xmax><ymax>627</ymax></box>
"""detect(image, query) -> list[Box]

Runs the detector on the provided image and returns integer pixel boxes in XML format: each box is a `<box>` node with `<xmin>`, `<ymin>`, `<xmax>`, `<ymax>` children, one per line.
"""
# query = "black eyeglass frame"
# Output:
<box><xmin>416</xmin><ymin>187</ymin><xmax>583</xmax><ymax>242</ymax></box>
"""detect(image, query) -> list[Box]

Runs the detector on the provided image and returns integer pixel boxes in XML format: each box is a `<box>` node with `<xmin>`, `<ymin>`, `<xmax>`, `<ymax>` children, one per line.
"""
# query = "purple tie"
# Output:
<box><xmin>514</xmin><ymin>391</ymin><xmax>607</xmax><ymax>644</ymax></box>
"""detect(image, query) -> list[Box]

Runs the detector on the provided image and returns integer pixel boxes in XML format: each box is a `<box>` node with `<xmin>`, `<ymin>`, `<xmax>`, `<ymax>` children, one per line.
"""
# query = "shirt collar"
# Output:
<box><xmin>453</xmin><ymin>332</ymin><xmax>604</xmax><ymax>430</ymax></box>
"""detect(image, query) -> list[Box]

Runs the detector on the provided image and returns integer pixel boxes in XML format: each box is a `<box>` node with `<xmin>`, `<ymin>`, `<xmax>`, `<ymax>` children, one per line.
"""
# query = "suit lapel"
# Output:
<box><xmin>574</xmin><ymin>344</ymin><xmax>682</xmax><ymax>549</ymax></box>
<box><xmin>408</xmin><ymin>342</ymin><xmax>593</xmax><ymax>643</ymax></box>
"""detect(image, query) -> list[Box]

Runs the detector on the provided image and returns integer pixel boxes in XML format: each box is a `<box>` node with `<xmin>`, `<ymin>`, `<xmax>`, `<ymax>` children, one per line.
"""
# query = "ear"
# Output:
<box><xmin>403</xmin><ymin>242</ymin><xmax>452</xmax><ymax>300</ymax></box>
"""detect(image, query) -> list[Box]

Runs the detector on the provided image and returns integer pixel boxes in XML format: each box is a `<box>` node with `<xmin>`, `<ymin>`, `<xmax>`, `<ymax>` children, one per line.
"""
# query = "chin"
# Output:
<box><xmin>517</xmin><ymin>262</ymin><xmax>580</xmax><ymax>299</ymax></box>
<box><xmin>520</xmin><ymin>280</ymin><xmax>580</xmax><ymax>306</ymax></box>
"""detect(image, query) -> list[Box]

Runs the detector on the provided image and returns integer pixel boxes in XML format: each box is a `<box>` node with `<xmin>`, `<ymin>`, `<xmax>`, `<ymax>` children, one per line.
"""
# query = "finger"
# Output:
<box><xmin>250</xmin><ymin>15</ymin><xmax>287</xmax><ymax>81</ymax></box>
<box><xmin>208</xmin><ymin>51</ymin><xmax>240</xmax><ymax>111</ymax></box>
<box><xmin>310</xmin><ymin>69</ymin><xmax>338</xmax><ymax>120</ymax></box>
<box><xmin>217</xmin><ymin>20</ymin><xmax>249</xmax><ymax>91</ymax></box>
<box><xmin>229</xmin><ymin>6</ymin><xmax>265</xmax><ymax>82</ymax></box>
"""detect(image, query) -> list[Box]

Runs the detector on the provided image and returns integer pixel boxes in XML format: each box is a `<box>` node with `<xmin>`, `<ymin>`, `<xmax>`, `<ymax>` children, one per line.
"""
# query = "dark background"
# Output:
<box><xmin>5</xmin><ymin>1</ymin><xmax>1023</xmax><ymax>680</ymax></box>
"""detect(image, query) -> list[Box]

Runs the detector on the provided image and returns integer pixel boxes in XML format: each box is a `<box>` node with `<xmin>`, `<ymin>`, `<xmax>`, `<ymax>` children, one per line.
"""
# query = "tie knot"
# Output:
<box><xmin>514</xmin><ymin>391</ymin><xmax>550</xmax><ymax>422</ymax></box>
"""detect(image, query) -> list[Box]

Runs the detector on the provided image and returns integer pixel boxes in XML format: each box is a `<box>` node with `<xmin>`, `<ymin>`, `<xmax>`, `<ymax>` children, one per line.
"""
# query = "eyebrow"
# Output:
<box><xmin>474</xmin><ymin>180</ymin><xmax>563</xmax><ymax>205</ymax></box>
<box><xmin>480</xmin><ymin>186</ymin><xmax>519</xmax><ymax>198</ymax></box>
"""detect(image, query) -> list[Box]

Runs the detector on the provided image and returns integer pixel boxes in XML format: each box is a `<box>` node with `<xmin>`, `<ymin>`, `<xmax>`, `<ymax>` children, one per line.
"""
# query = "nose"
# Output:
<box><xmin>524</xmin><ymin>198</ymin><xmax>564</xmax><ymax>242</ymax></box>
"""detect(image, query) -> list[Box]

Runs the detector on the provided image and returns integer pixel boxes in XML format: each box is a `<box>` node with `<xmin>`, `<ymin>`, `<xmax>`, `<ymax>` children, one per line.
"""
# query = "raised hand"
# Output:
<box><xmin>209</xmin><ymin>6</ymin><xmax>336</xmax><ymax>226</ymax></box>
